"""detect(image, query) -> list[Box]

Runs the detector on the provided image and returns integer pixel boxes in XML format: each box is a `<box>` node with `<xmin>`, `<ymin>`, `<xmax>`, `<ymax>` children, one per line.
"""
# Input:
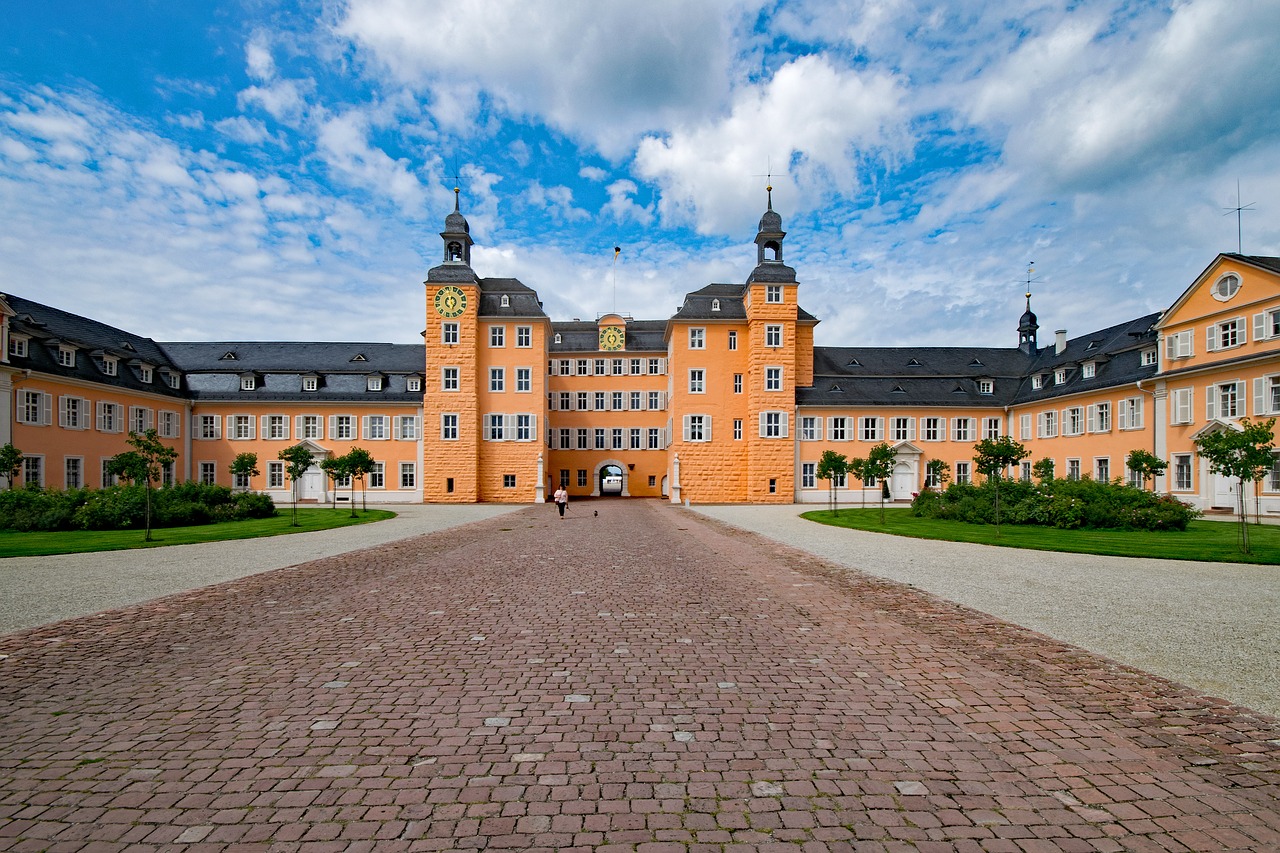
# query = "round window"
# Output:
<box><xmin>1212</xmin><ymin>273</ymin><xmax>1241</xmax><ymax>301</ymax></box>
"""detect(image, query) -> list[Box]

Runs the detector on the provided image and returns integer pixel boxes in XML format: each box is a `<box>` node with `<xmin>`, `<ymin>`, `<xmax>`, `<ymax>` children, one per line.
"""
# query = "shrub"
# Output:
<box><xmin>0</xmin><ymin>481</ymin><xmax>278</xmax><ymax>532</ymax></box>
<box><xmin>912</xmin><ymin>476</ymin><xmax>1199</xmax><ymax>531</ymax></box>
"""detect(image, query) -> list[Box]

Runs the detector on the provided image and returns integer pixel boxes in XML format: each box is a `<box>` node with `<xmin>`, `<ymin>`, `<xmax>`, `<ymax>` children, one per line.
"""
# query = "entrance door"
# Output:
<box><xmin>891</xmin><ymin>462</ymin><xmax>913</xmax><ymax>501</ymax></box>
<box><xmin>301</xmin><ymin>466</ymin><xmax>327</xmax><ymax>502</ymax></box>
<box><xmin>1213</xmin><ymin>473</ymin><xmax>1238</xmax><ymax>510</ymax></box>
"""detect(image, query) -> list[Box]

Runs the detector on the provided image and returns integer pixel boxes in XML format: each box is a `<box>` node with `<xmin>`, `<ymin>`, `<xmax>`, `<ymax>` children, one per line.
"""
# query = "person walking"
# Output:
<box><xmin>554</xmin><ymin>486</ymin><xmax>568</xmax><ymax>519</ymax></box>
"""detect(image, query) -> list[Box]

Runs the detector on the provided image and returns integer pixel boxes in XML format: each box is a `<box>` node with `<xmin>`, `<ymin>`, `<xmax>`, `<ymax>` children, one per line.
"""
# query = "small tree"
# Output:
<box><xmin>343</xmin><ymin>447</ymin><xmax>376</xmax><ymax>515</ymax></box>
<box><xmin>0</xmin><ymin>443</ymin><xmax>24</xmax><ymax>490</ymax></box>
<box><xmin>229</xmin><ymin>452</ymin><xmax>260</xmax><ymax>491</ymax></box>
<box><xmin>1125</xmin><ymin>449</ymin><xmax>1168</xmax><ymax>492</ymax></box>
<box><xmin>973</xmin><ymin>436</ymin><xmax>1030</xmax><ymax>535</ymax></box>
<box><xmin>863</xmin><ymin>442</ymin><xmax>898</xmax><ymax>524</ymax></box>
<box><xmin>107</xmin><ymin>429</ymin><xmax>179</xmax><ymax>542</ymax></box>
<box><xmin>1194</xmin><ymin>418</ymin><xmax>1276</xmax><ymax>554</ymax></box>
<box><xmin>278</xmin><ymin>443</ymin><xmax>315</xmax><ymax>527</ymax></box>
<box><xmin>848</xmin><ymin>457</ymin><xmax>867</xmax><ymax>508</ymax></box>
<box><xmin>816</xmin><ymin>450</ymin><xmax>849</xmax><ymax>515</ymax></box>
<box><xmin>319</xmin><ymin>456</ymin><xmax>345</xmax><ymax>510</ymax></box>
<box><xmin>1032</xmin><ymin>457</ymin><xmax>1055</xmax><ymax>483</ymax></box>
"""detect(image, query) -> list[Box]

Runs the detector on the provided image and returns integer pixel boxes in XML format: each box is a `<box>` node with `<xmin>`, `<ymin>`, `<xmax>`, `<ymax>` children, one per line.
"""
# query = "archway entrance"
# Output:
<box><xmin>599</xmin><ymin>464</ymin><xmax>624</xmax><ymax>496</ymax></box>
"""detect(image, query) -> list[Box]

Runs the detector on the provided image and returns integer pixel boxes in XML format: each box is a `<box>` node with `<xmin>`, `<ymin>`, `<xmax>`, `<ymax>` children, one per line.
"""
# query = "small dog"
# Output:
<box><xmin>593</xmin><ymin>510</ymin><xmax>598</xmax><ymax>517</ymax></box>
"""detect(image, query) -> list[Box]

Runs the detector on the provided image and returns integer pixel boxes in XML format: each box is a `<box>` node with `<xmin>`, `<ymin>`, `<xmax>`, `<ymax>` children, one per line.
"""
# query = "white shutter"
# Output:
<box><xmin>758</xmin><ymin>413</ymin><xmax>767</xmax><ymax>437</ymax></box>
<box><xmin>875</xmin><ymin>417</ymin><xmax>884</xmax><ymax>439</ymax></box>
<box><xmin>1165</xmin><ymin>335</ymin><xmax>1175</xmax><ymax>358</ymax></box>
<box><xmin>58</xmin><ymin>395</ymin><xmax>71</xmax><ymax>428</ymax></box>
<box><xmin>682</xmin><ymin>415</ymin><xmax>691</xmax><ymax>442</ymax></box>
<box><xmin>1256</xmin><ymin>378</ymin><xmax>1268</xmax><ymax>415</ymax></box>
<box><xmin>1236</xmin><ymin>381</ymin><xmax>1247</xmax><ymax>417</ymax></box>
<box><xmin>1206</xmin><ymin>325</ymin><xmax>1216</xmax><ymax>352</ymax></box>
<box><xmin>294</xmin><ymin>415</ymin><xmax>304</xmax><ymax>438</ymax></box>
<box><xmin>328</xmin><ymin>416</ymin><xmax>337</xmax><ymax>439</ymax></box>
<box><xmin>1237</xmin><ymin>316</ymin><xmax>1248</xmax><ymax>344</ymax></box>
<box><xmin>705</xmin><ymin>415</ymin><xmax>712</xmax><ymax>441</ymax></box>
<box><xmin>1255</xmin><ymin>313</ymin><xmax>1267</xmax><ymax>341</ymax></box>
<box><xmin>280</xmin><ymin>416</ymin><xmax>290</xmax><ymax>440</ymax></box>
<box><xmin>260</xmin><ymin>415</ymin><xmax>269</xmax><ymax>437</ymax></box>
<box><xmin>505</xmin><ymin>414</ymin><xmax>516</xmax><ymax>440</ymax></box>
<box><xmin>780</xmin><ymin>412</ymin><xmax>790</xmax><ymax>438</ymax></box>
<box><xmin>1206</xmin><ymin>386</ymin><xmax>1217</xmax><ymax>421</ymax></box>
<box><xmin>79</xmin><ymin>398</ymin><xmax>90</xmax><ymax>430</ymax></box>
<box><xmin>1117</xmin><ymin>404</ymin><xmax>1129</xmax><ymax>431</ymax></box>
<box><xmin>1086</xmin><ymin>404</ymin><xmax>1097</xmax><ymax>433</ymax></box>
<box><xmin>1132</xmin><ymin>398</ymin><xmax>1143</xmax><ymax>430</ymax></box>
<box><xmin>40</xmin><ymin>392</ymin><xmax>52</xmax><ymax>426</ymax></box>
<box><xmin>361</xmin><ymin>415</ymin><xmax>370</xmax><ymax>439</ymax></box>
<box><xmin>907</xmin><ymin>418</ymin><xmax>916</xmax><ymax>441</ymax></box>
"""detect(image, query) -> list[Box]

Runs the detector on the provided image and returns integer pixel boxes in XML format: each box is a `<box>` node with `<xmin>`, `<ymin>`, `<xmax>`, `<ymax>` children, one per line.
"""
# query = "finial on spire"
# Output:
<box><xmin>453</xmin><ymin>186</ymin><xmax>460</xmax><ymax>212</ymax></box>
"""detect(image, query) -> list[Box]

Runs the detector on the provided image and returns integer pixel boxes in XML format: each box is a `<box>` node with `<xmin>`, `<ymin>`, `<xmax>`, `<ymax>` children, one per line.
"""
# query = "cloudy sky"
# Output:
<box><xmin>2</xmin><ymin>0</ymin><xmax>1277</xmax><ymax>348</ymax></box>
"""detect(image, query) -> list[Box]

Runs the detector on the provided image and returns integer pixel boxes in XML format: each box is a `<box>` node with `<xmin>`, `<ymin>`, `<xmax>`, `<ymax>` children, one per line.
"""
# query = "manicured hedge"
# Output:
<box><xmin>911</xmin><ymin>476</ymin><xmax>1199</xmax><ymax>531</ymax></box>
<box><xmin>0</xmin><ymin>482</ymin><xmax>277</xmax><ymax>532</ymax></box>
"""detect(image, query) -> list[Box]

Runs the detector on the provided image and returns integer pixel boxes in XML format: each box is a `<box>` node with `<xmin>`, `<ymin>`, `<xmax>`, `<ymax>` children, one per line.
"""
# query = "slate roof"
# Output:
<box><xmin>1225</xmin><ymin>254</ymin><xmax>1280</xmax><ymax>275</ymax></box>
<box><xmin>550</xmin><ymin>320</ymin><xmax>667</xmax><ymax>353</ymax></box>
<box><xmin>1012</xmin><ymin>313</ymin><xmax>1161</xmax><ymax>405</ymax></box>
<box><xmin>3</xmin><ymin>292</ymin><xmax>187</xmax><ymax>399</ymax></box>
<box><xmin>802</xmin><ymin>347</ymin><xmax>1032</xmax><ymax>408</ymax></box>
<box><xmin>476</xmin><ymin>278</ymin><xmax>548</xmax><ymax>319</ymax></box>
<box><xmin>672</xmin><ymin>283</ymin><xmax>818</xmax><ymax>323</ymax></box>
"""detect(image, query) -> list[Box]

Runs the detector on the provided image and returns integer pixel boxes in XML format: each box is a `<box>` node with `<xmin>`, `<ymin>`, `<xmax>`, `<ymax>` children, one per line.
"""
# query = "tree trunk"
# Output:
<box><xmin>1238</xmin><ymin>479</ymin><xmax>1250</xmax><ymax>554</ymax></box>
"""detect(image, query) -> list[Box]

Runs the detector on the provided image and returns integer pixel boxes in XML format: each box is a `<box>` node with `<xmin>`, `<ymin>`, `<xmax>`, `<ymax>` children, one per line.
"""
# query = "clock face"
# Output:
<box><xmin>599</xmin><ymin>326</ymin><xmax>624</xmax><ymax>351</ymax></box>
<box><xmin>434</xmin><ymin>286</ymin><xmax>467</xmax><ymax>318</ymax></box>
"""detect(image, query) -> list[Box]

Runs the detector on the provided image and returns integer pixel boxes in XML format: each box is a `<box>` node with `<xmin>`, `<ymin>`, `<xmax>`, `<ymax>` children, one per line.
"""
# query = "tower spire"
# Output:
<box><xmin>1018</xmin><ymin>262</ymin><xmax>1039</xmax><ymax>354</ymax></box>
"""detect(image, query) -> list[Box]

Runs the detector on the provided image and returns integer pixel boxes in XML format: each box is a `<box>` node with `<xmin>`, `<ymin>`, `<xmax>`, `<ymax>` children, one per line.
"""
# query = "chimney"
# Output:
<box><xmin>1055</xmin><ymin>329</ymin><xmax>1067</xmax><ymax>355</ymax></box>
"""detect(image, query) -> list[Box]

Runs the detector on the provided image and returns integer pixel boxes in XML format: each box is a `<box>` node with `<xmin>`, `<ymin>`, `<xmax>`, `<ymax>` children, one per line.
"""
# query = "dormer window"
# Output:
<box><xmin>302</xmin><ymin>376</ymin><xmax>318</xmax><ymax>392</ymax></box>
<box><xmin>406</xmin><ymin>376</ymin><xmax>421</xmax><ymax>392</ymax></box>
<box><xmin>554</xmin><ymin>333</ymin><xmax>562</xmax><ymax>344</ymax></box>
<box><xmin>1141</xmin><ymin>348</ymin><xmax>1157</xmax><ymax>366</ymax></box>
<box><xmin>139</xmin><ymin>366</ymin><xmax>153</xmax><ymax>383</ymax></box>
<box><xmin>102</xmin><ymin>356</ymin><xmax>118</xmax><ymax>376</ymax></box>
<box><xmin>367</xmin><ymin>375</ymin><xmax>383</xmax><ymax>392</ymax></box>
<box><xmin>240</xmin><ymin>375</ymin><xmax>256</xmax><ymax>391</ymax></box>
<box><xmin>8</xmin><ymin>335</ymin><xmax>27</xmax><ymax>358</ymax></box>
<box><xmin>1032</xmin><ymin>375</ymin><xmax>1043</xmax><ymax>389</ymax></box>
<box><xmin>165</xmin><ymin>372</ymin><xmax>181</xmax><ymax>389</ymax></box>
<box><xmin>1082</xmin><ymin>361</ymin><xmax>1096</xmax><ymax>379</ymax></box>
<box><xmin>58</xmin><ymin>347</ymin><xmax>76</xmax><ymax>368</ymax></box>
<box><xmin>978</xmin><ymin>379</ymin><xmax>993</xmax><ymax>395</ymax></box>
<box><xmin>500</xmin><ymin>294</ymin><xmax>510</xmax><ymax>308</ymax></box>
<box><xmin>1055</xmin><ymin>369</ymin><xmax>1067</xmax><ymax>385</ymax></box>
<box><xmin>711</xmin><ymin>299</ymin><xmax>720</xmax><ymax>312</ymax></box>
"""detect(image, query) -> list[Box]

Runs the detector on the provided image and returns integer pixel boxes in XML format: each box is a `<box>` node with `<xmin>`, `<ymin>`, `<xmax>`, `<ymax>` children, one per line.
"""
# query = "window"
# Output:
<box><xmin>490</xmin><ymin>326</ymin><xmax>505</xmax><ymax>347</ymax></box>
<box><xmin>441</xmin><ymin>413</ymin><xmax>458</xmax><ymax>440</ymax></box>
<box><xmin>1173</xmin><ymin>454</ymin><xmax>1192</xmax><ymax>491</ymax></box>
<box><xmin>485</xmin><ymin>413</ymin><xmax>505</xmax><ymax>441</ymax></box>
<box><xmin>102</xmin><ymin>357</ymin><xmax>118</xmax><ymax>377</ymax></box>
<box><xmin>241</xmin><ymin>375</ymin><xmax>256</xmax><ymax>391</ymax></box>
<box><xmin>689</xmin><ymin>369</ymin><xmax>705</xmax><ymax>393</ymax></box>
<box><xmin>22</xmin><ymin>456</ymin><xmax>43</xmax><ymax>487</ymax></box>
<box><xmin>728</xmin><ymin>330</ymin><xmax>737</xmax><ymax>351</ymax></box>
<box><xmin>860</xmin><ymin>417</ymin><xmax>883</xmax><ymax>441</ymax></box>
<box><xmin>612</xmin><ymin>359</ymin><xmax>624</xmax><ymax>376</ymax></box>
<box><xmin>734</xmin><ymin>373</ymin><xmax>742</xmax><ymax>394</ymax></box>
<box><xmin>139</xmin><ymin>367</ymin><xmax>153</xmax><ymax>384</ymax></box>
<box><xmin>1269</xmin><ymin>376</ymin><xmax>1280</xmax><ymax>415</ymax></box>
<box><xmin>711</xmin><ymin>298</ymin><xmax>720</xmax><ymax>312</ymax></box>
<box><xmin>1063</xmin><ymin>407</ymin><xmax>1084</xmax><ymax>437</ymax></box>
<box><xmin>1087</xmin><ymin>402</ymin><xmax>1112</xmax><ymax>433</ymax></box>
<box><xmin>922</xmin><ymin>417</ymin><xmax>943</xmax><ymax>441</ymax></box>
<box><xmin>64</xmin><ymin>457</ymin><xmax>82</xmax><ymax>489</ymax></box>
<box><xmin>1055</xmin><ymin>369</ymin><xmax>1067</xmax><ymax>385</ymax></box>
<box><xmin>982</xmin><ymin>417</ymin><xmax>1001</xmax><ymax>440</ymax></box>
<box><xmin>516</xmin><ymin>368</ymin><xmax>531</xmax><ymax>392</ymax></box>
<box><xmin>955</xmin><ymin>462</ymin><xmax>971</xmax><ymax>484</ymax></box>
<box><xmin>502</xmin><ymin>474</ymin><xmax>516</xmax><ymax>489</ymax></box>
<box><xmin>1037</xmin><ymin>411</ymin><xmax>1058</xmax><ymax>438</ymax></box>
<box><xmin>396</xmin><ymin>416</ymin><xmax>418</xmax><ymax>440</ymax></box>
<box><xmin>611</xmin><ymin>428</ymin><xmax>624</xmax><ymax>450</ymax></box>
<box><xmin>1118</xmin><ymin>396</ymin><xmax>1144</xmax><ymax>430</ymax></box>
<box><xmin>734</xmin><ymin>418</ymin><xmax>743</xmax><ymax>440</ymax></box>
<box><xmin>333</xmin><ymin>415</ymin><xmax>354</xmax><ymax>440</ymax></box>
<box><xmin>574</xmin><ymin>392</ymin><xmax>586</xmax><ymax>412</ymax></box>
<box><xmin>407</xmin><ymin>376</ymin><xmax>421</xmax><ymax>392</ymax></box>
<box><xmin>649</xmin><ymin>391</ymin><xmax>663</xmax><ymax>411</ymax></box>
<box><xmin>158</xmin><ymin>410</ymin><xmax>180</xmax><ymax>439</ymax></box>
<box><xmin>1208</xmin><ymin>381</ymin><xmax>1242</xmax><ymax>419</ymax></box>
<box><xmin>1126</xmin><ymin>465</ymin><xmax>1143</xmax><ymax>488</ymax></box>
<box><xmin>577</xmin><ymin>428</ymin><xmax>588</xmax><ymax>450</ymax></box>
<box><xmin>594</xmin><ymin>428</ymin><xmax>606</xmax><ymax>449</ymax></box>
<box><xmin>489</xmin><ymin>368</ymin><xmax>505</xmax><ymax>392</ymax></box>
<box><xmin>630</xmin><ymin>391</ymin><xmax>642</xmax><ymax>410</ymax></box>
<box><xmin>760</xmin><ymin>411</ymin><xmax>788</xmax><ymax>438</ymax></box>
<box><xmin>766</xmin><ymin>325</ymin><xmax>782</xmax><ymax>347</ymax></box>
<box><xmin>57</xmin><ymin>347</ymin><xmax>75</xmax><ymax>368</ymax></box>
<box><xmin>648</xmin><ymin>358</ymin><xmax>662</xmax><ymax>375</ymax></box>
<box><xmin>689</xmin><ymin>328</ymin><xmax>705</xmax><ymax>349</ymax></box>
<box><xmin>303</xmin><ymin>376</ymin><xmax>318</xmax><ymax>392</ymax></box>
<box><xmin>1141</xmin><ymin>349</ymin><xmax>1157</xmax><ymax>367</ymax></box>
<box><xmin>1081</xmin><ymin>362</ymin><xmax>1096</xmax><ymax>379</ymax></box>
<box><xmin>18</xmin><ymin>390</ymin><xmax>50</xmax><ymax>426</ymax></box>
<box><xmin>517</xmin><ymin>414</ymin><xmax>535</xmax><ymax>442</ymax></box>
<box><xmin>442</xmin><ymin>367</ymin><xmax>459</xmax><ymax>391</ymax></box>
<box><xmin>1269</xmin><ymin>456</ymin><xmax>1280</xmax><ymax>492</ymax></box>
<box><xmin>300</xmin><ymin>415</ymin><xmax>321</xmax><ymax>439</ymax></box>
<box><xmin>648</xmin><ymin>428</ymin><xmax>662</xmax><ymax>449</ymax></box>
<box><xmin>1211</xmin><ymin>273</ymin><xmax>1240</xmax><ymax>301</ymax></box>
<box><xmin>594</xmin><ymin>392</ymin><xmax>606</xmax><ymax>411</ymax></box>
<box><xmin>8</xmin><ymin>336</ymin><xmax>27</xmax><ymax>358</ymax></box>
<box><xmin>166</xmin><ymin>372</ymin><xmax>181</xmax><ymax>389</ymax></box>
<box><xmin>765</xmin><ymin>367</ymin><xmax>782</xmax><ymax>391</ymax></box>
<box><xmin>978</xmin><ymin>379</ymin><xmax>993</xmax><ymax>395</ymax></box>
<box><xmin>1165</xmin><ymin>330</ymin><xmax>1193</xmax><ymax>359</ymax></box>
<box><xmin>234</xmin><ymin>470</ymin><xmax>251</xmax><ymax>490</ymax></box>
<box><xmin>802</xmin><ymin>463</ymin><xmax>816</xmax><ymax>489</ymax></box>
<box><xmin>1066</xmin><ymin>459</ymin><xmax>1081</xmax><ymax>481</ymax></box>
<box><xmin>555</xmin><ymin>428</ymin><xmax>568</xmax><ymax>450</ymax></box>
<box><xmin>683</xmin><ymin>414</ymin><xmax>709</xmax><ymax>442</ymax></box>
<box><xmin>801</xmin><ymin>417</ymin><xmax>819</xmax><ymax>441</ymax></box>
<box><xmin>267</xmin><ymin>461</ymin><xmax>284</xmax><ymax>489</ymax></box>
<box><xmin>59</xmin><ymin>396</ymin><xmax>88</xmax><ymax>430</ymax></box>
<box><xmin>1171</xmin><ymin>387</ymin><xmax>1193</xmax><ymax>424</ymax></box>
<box><xmin>516</xmin><ymin>326</ymin><xmax>532</xmax><ymax>348</ymax></box>
<box><xmin>443</xmin><ymin>322</ymin><xmax>459</xmax><ymax>345</ymax></box>
<box><xmin>1031</xmin><ymin>375</ymin><xmax>1043</xmax><ymax>390</ymax></box>
<box><xmin>951</xmin><ymin>418</ymin><xmax>974</xmax><ymax>442</ymax></box>
<box><xmin>577</xmin><ymin>469</ymin><xmax>588</xmax><ymax>487</ymax></box>
<box><xmin>266</xmin><ymin>415</ymin><xmax>288</xmax><ymax>440</ymax></box>
<box><xmin>232</xmin><ymin>414</ymin><xmax>254</xmax><ymax>439</ymax></box>
<box><xmin>1208</xmin><ymin>318</ymin><xmax>1244</xmax><ymax>351</ymax></box>
<box><xmin>367</xmin><ymin>375</ymin><xmax>383</xmax><ymax>391</ymax></box>
<box><xmin>611</xmin><ymin>391</ymin><xmax>624</xmax><ymax>411</ymax></box>
<box><xmin>594</xmin><ymin>359</ymin><xmax>606</xmax><ymax>375</ymax></box>
<box><xmin>828</xmin><ymin>417</ymin><xmax>848</xmax><ymax>441</ymax></box>
<box><xmin>630</xmin><ymin>428</ymin><xmax>642</xmax><ymax>450</ymax></box>
<box><xmin>130</xmin><ymin>406</ymin><xmax>153</xmax><ymax>434</ymax></box>
<box><xmin>630</xmin><ymin>358</ymin><xmax>643</xmax><ymax>375</ymax></box>
<box><xmin>1095</xmin><ymin>458</ymin><xmax>1110</xmax><ymax>482</ymax></box>
<box><xmin>1020</xmin><ymin>461</ymin><xmax>1033</xmax><ymax>482</ymax></box>
<box><xmin>364</xmin><ymin>415</ymin><xmax>388</xmax><ymax>440</ymax></box>
<box><xmin>368</xmin><ymin>462</ymin><xmax>384</xmax><ymax>489</ymax></box>
<box><xmin>196</xmin><ymin>413</ymin><xmax>219</xmax><ymax>439</ymax></box>
<box><xmin>766</xmin><ymin>285</ymin><xmax>782</xmax><ymax>303</ymax></box>
<box><xmin>1019</xmin><ymin>413</ymin><xmax>1032</xmax><ymax>440</ymax></box>
<box><xmin>199</xmin><ymin>462</ymin><xmax>216</xmax><ymax>485</ymax></box>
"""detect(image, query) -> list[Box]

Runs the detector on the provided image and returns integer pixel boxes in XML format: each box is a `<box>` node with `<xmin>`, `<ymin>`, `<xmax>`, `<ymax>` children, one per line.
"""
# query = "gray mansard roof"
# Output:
<box><xmin>802</xmin><ymin>347</ymin><xmax>1032</xmax><ymax>408</ymax></box>
<box><xmin>476</xmin><ymin>278</ymin><xmax>548</xmax><ymax>319</ymax></box>
<box><xmin>3</xmin><ymin>292</ymin><xmax>187</xmax><ymax>398</ymax></box>
<box><xmin>1013</xmin><ymin>312</ymin><xmax>1161</xmax><ymax>405</ymax></box>
<box><xmin>672</xmin><ymin>283</ymin><xmax>818</xmax><ymax>323</ymax></box>
<box><xmin>550</xmin><ymin>319</ymin><xmax>667</xmax><ymax>353</ymax></box>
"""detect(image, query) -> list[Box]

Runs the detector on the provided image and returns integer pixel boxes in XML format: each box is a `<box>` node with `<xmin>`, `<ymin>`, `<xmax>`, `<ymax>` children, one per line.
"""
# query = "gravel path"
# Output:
<box><xmin>0</xmin><ymin>504</ymin><xmax>520</xmax><ymax>635</ymax></box>
<box><xmin>693</xmin><ymin>505</ymin><xmax>1280</xmax><ymax>719</ymax></box>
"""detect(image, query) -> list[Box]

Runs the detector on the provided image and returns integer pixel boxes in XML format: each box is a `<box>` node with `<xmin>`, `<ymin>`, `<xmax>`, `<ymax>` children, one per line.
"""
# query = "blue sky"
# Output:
<box><xmin>1</xmin><ymin>0</ymin><xmax>1277</xmax><ymax>347</ymax></box>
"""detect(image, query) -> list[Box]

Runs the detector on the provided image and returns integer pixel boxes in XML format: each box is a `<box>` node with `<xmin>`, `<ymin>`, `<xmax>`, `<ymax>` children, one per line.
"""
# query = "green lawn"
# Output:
<box><xmin>0</xmin><ymin>508</ymin><xmax>396</xmax><ymax>558</ymax></box>
<box><xmin>801</xmin><ymin>508</ymin><xmax>1280</xmax><ymax>564</ymax></box>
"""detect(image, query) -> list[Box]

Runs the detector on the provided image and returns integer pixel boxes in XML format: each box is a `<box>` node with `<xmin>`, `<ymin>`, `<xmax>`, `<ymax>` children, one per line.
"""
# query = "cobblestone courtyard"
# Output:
<box><xmin>2</xmin><ymin>501</ymin><xmax>1278</xmax><ymax>852</ymax></box>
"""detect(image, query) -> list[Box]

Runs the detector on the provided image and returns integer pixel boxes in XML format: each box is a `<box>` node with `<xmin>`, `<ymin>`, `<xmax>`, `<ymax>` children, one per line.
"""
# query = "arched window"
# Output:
<box><xmin>447</xmin><ymin>241</ymin><xmax>463</xmax><ymax>262</ymax></box>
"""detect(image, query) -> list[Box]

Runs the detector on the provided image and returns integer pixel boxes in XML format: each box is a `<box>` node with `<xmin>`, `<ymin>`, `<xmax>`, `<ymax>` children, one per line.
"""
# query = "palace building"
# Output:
<box><xmin>2</xmin><ymin>192</ymin><xmax>1279</xmax><ymax>513</ymax></box>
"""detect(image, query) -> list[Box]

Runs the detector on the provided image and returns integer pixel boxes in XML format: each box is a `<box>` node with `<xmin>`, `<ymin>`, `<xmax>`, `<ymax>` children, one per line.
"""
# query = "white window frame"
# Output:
<box><xmin>19</xmin><ymin>390</ymin><xmax>52</xmax><ymax>426</ymax></box>
<box><xmin>1164</xmin><ymin>330</ymin><xmax>1193</xmax><ymax>359</ymax></box>
<box><xmin>516</xmin><ymin>367</ymin><xmax>531</xmax><ymax>393</ymax></box>
<box><xmin>1118</xmin><ymin>396</ymin><xmax>1144</xmax><ymax>430</ymax></box>
<box><xmin>400</xmin><ymin>462</ymin><xmax>416</xmax><ymax>489</ymax></box>
<box><xmin>441</xmin><ymin>413</ymin><xmax>459</xmax><ymax>440</ymax></box>
<box><xmin>689</xmin><ymin>369</ymin><xmax>705</xmax><ymax>394</ymax></box>
<box><xmin>1173</xmin><ymin>454</ymin><xmax>1193</xmax><ymax>491</ymax></box>
<box><xmin>1171</xmin><ymin>387</ymin><xmax>1193</xmax><ymax>425</ymax></box>
<box><xmin>688</xmin><ymin>328</ymin><xmax>705</xmax><ymax>350</ymax></box>
<box><xmin>759</xmin><ymin>411</ymin><xmax>789</xmax><ymax>438</ymax></box>
<box><xmin>766</xmin><ymin>285</ymin><xmax>782</xmax><ymax>303</ymax></box>
<box><xmin>516</xmin><ymin>326</ymin><xmax>532</xmax><ymax>348</ymax></box>
<box><xmin>489</xmin><ymin>367</ymin><xmax>505</xmax><ymax>392</ymax></box>
<box><xmin>489</xmin><ymin>325</ymin><xmax>505</xmax><ymax>347</ymax></box>
<box><xmin>765</xmin><ymin>325</ymin><xmax>782</xmax><ymax>347</ymax></box>
<box><xmin>765</xmin><ymin>367</ymin><xmax>782</xmax><ymax>392</ymax></box>
<box><xmin>800</xmin><ymin>416</ymin><xmax>819</xmax><ymax>441</ymax></box>
<box><xmin>682</xmin><ymin>414</ymin><xmax>710</xmax><ymax>442</ymax></box>
<box><xmin>442</xmin><ymin>322</ymin><xmax>459</xmax><ymax>345</ymax></box>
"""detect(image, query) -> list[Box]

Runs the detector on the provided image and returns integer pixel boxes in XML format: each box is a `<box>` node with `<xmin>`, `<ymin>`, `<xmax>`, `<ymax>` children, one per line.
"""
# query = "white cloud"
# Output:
<box><xmin>524</xmin><ymin>181</ymin><xmax>589</xmax><ymax>222</ymax></box>
<box><xmin>579</xmin><ymin>165</ymin><xmax>607</xmax><ymax>182</ymax></box>
<box><xmin>214</xmin><ymin>115</ymin><xmax>273</xmax><ymax>145</ymax></box>
<box><xmin>315</xmin><ymin>110</ymin><xmax>428</xmax><ymax>215</ymax></box>
<box><xmin>602</xmin><ymin>179</ymin><xmax>654</xmax><ymax>226</ymax></box>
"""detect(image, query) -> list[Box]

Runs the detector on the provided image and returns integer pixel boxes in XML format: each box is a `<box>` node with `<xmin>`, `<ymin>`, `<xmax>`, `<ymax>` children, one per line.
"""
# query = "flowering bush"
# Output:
<box><xmin>911</xmin><ymin>476</ymin><xmax>1198</xmax><ymax>531</ymax></box>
